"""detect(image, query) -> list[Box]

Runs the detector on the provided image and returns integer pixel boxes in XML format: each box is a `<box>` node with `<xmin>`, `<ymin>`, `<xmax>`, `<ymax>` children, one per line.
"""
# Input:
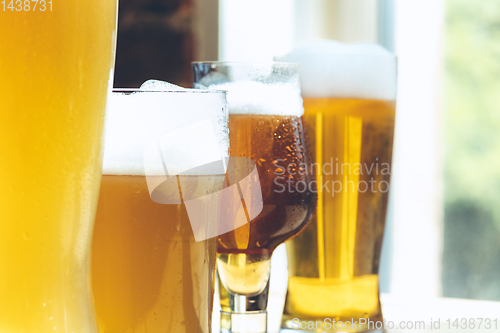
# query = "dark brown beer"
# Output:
<box><xmin>218</xmin><ymin>114</ymin><xmax>316</xmax><ymax>299</ymax></box>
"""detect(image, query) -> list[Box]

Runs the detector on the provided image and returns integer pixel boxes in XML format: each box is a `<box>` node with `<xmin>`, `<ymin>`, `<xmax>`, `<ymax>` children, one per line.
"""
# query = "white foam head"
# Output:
<box><xmin>205</xmin><ymin>81</ymin><xmax>303</xmax><ymax>116</ymax></box>
<box><xmin>275</xmin><ymin>41</ymin><xmax>397</xmax><ymax>100</ymax></box>
<box><xmin>140</xmin><ymin>79</ymin><xmax>187</xmax><ymax>91</ymax></box>
<box><xmin>103</xmin><ymin>85</ymin><xmax>228</xmax><ymax>176</ymax></box>
<box><xmin>194</xmin><ymin>64</ymin><xmax>304</xmax><ymax>116</ymax></box>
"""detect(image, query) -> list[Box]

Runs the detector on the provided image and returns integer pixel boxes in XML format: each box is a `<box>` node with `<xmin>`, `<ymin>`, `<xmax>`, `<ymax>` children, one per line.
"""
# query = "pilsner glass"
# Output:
<box><xmin>91</xmin><ymin>88</ymin><xmax>228</xmax><ymax>333</ymax></box>
<box><xmin>276</xmin><ymin>41</ymin><xmax>397</xmax><ymax>332</ymax></box>
<box><xmin>0</xmin><ymin>3</ymin><xmax>117</xmax><ymax>332</ymax></box>
<box><xmin>193</xmin><ymin>62</ymin><xmax>317</xmax><ymax>333</ymax></box>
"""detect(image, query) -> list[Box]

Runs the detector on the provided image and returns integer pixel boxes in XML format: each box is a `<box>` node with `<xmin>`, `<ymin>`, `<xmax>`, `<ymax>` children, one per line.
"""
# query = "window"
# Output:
<box><xmin>193</xmin><ymin>0</ymin><xmax>500</xmax><ymax>329</ymax></box>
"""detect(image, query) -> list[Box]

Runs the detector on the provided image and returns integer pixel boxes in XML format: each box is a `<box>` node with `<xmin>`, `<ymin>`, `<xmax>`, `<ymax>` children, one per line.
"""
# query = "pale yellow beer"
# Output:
<box><xmin>283</xmin><ymin>98</ymin><xmax>395</xmax><ymax>330</ymax></box>
<box><xmin>0</xmin><ymin>2</ymin><xmax>117</xmax><ymax>332</ymax></box>
<box><xmin>92</xmin><ymin>175</ymin><xmax>217</xmax><ymax>333</ymax></box>
<box><xmin>278</xmin><ymin>42</ymin><xmax>397</xmax><ymax>332</ymax></box>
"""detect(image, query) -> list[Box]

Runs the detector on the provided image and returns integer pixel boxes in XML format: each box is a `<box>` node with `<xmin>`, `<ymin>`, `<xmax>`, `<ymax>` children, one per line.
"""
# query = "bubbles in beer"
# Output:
<box><xmin>275</xmin><ymin>41</ymin><xmax>397</xmax><ymax>100</ymax></box>
<box><xmin>102</xmin><ymin>81</ymin><xmax>229</xmax><ymax>176</ymax></box>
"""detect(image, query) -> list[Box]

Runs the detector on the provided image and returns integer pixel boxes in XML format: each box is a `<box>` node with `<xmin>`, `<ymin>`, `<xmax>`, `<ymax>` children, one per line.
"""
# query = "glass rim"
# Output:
<box><xmin>112</xmin><ymin>88</ymin><xmax>227</xmax><ymax>94</ymax></box>
<box><xmin>191</xmin><ymin>61</ymin><xmax>300</xmax><ymax>67</ymax></box>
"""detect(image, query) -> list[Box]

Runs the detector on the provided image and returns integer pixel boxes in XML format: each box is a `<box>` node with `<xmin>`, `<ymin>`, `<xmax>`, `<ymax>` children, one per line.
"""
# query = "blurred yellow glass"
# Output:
<box><xmin>0</xmin><ymin>2</ymin><xmax>117</xmax><ymax>332</ymax></box>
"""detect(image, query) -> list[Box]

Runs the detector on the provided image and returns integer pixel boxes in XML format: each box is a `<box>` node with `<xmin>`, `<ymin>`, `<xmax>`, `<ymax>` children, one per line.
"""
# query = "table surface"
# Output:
<box><xmin>380</xmin><ymin>294</ymin><xmax>500</xmax><ymax>332</ymax></box>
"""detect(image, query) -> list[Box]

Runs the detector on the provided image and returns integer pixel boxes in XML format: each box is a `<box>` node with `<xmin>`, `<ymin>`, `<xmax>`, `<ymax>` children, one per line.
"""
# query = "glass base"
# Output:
<box><xmin>221</xmin><ymin>310</ymin><xmax>267</xmax><ymax>333</ymax></box>
<box><xmin>219</xmin><ymin>279</ymin><xmax>270</xmax><ymax>333</ymax></box>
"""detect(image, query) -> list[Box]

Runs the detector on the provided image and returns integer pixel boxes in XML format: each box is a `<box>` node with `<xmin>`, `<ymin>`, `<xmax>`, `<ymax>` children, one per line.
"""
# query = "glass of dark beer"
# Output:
<box><xmin>193</xmin><ymin>62</ymin><xmax>317</xmax><ymax>333</ymax></box>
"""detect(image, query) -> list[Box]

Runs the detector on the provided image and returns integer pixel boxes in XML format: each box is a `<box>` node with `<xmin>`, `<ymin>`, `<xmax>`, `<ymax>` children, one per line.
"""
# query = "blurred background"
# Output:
<box><xmin>114</xmin><ymin>0</ymin><xmax>500</xmax><ymax>302</ymax></box>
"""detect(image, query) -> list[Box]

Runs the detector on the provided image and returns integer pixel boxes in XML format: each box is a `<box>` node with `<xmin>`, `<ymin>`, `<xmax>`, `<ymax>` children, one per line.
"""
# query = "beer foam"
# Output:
<box><xmin>102</xmin><ymin>88</ymin><xmax>228</xmax><ymax>176</ymax></box>
<box><xmin>140</xmin><ymin>79</ymin><xmax>186</xmax><ymax>91</ymax></box>
<box><xmin>275</xmin><ymin>41</ymin><xmax>397</xmax><ymax>100</ymax></box>
<box><xmin>195</xmin><ymin>78</ymin><xmax>303</xmax><ymax>116</ymax></box>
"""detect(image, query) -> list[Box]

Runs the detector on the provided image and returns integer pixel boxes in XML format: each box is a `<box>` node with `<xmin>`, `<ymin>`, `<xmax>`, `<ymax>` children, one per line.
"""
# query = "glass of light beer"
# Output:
<box><xmin>276</xmin><ymin>42</ymin><xmax>397</xmax><ymax>332</ymax></box>
<box><xmin>91</xmin><ymin>86</ymin><xmax>228</xmax><ymax>333</ymax></box>
<box><xmin>193</xmin><ymin>63</ymin><xmax>317</xmax><ymax>333</ymax></box>
<box><xmin>0</xmin><ymin>3</ymin><xmax>117</xmax><ymax>332</ymax></box>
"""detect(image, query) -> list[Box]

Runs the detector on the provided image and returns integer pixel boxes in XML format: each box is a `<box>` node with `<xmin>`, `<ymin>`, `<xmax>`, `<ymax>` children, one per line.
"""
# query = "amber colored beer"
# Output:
<box><xmin>217</xmin><ymin>114</ymin><xmax>316</xmax><ymax>302</ymax></box>
<box><xmin>92</xmin><ymin>175</ymin><xmax>217</xmax><ymax>333</ymax></box>
<box><xmin>0</xmin><ymin>2</ymin><xmax>117</xmax><ymax>332</ymax></box>
<box><xmin>282</xmin><ymin>98</ymin><xmax>396</xmax><ymax>331</ymax></box>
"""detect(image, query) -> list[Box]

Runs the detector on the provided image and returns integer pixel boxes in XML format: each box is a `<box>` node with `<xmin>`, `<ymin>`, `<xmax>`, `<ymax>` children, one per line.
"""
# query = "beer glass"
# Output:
<box><xmin>193</xmin><ymin>63</ymin><xmax>316</xmax><ymax>333</ymax></box>
<box><xmin>276</xmin><ymin>42</ymin><xmax>397</xmax><ymax>332</ymax></box>
<box><xmin>0</xmin><ymin>3</ymin><xmax>117</xmax><ymax>332</ymax></box>
<box><xmin>91</xmin><ymin>87</ymin><xmax>228</xmax><ymax>333</ymax></box>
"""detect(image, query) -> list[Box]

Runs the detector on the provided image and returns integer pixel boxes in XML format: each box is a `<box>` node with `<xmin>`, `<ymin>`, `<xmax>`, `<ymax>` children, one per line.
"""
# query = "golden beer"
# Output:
<box><xmin>0</xmin><ymin>2</ymin><xmax>117</xmax><ymax>332</ymax></box>
<box><xmin>92</xmin><ymin>175</ymin><xmax>217</xmax><ymax>333</ymax></box>
<box><xmin>277</xmin><ymin>42</ymin><xmax>397</xmax><ymax>332</ymax></box>
<box><xmin>283</xmin><ymin>98</ymin><xmax>395</xmax><ymax>330</ymax></box>
<box><xmin>91</xmin><ymin>88</ymin><xmax>228</xmax><ymax>333</ymax></box>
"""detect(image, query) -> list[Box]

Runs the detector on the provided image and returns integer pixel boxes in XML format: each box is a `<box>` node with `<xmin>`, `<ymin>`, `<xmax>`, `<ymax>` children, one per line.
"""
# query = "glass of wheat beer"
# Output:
<box><xmin>193</xmin><ymin>63</ymin><xmax>317</xmax><ymax>332</ymax></box>
<box><xmin>0</xmin><ymin>2</ymin><xmax>117</xmax><ymax>332</ymax></box>
<box><xmin>276</xmin><ymin>42</ymin><xmax>397</xmax><ymax>332</ymax></box>
<box><xmin>91</xmin><ymin>84</ymin><xmax>228</xmax><ymax>333</ymax></box>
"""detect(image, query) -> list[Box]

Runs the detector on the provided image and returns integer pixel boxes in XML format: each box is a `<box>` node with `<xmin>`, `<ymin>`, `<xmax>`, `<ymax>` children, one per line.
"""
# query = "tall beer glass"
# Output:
<box><xmin>92</xmin><ymin>87</ymin><xmax>228</xmax><ymax>333</ymax></box>
<box><xmin>0</xmin><ymin>3</ymin><xmax>117</xmax><ymax>332</ymax></box>
<box><xmin>193</xmin><ymin>63</ymin><xmax>316</xmax><ymax>333</ymax></box>
<box><xmin>277</xmin><ymin>42</ymin><xmax>397</xmax><ymax>332</ymax></box>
